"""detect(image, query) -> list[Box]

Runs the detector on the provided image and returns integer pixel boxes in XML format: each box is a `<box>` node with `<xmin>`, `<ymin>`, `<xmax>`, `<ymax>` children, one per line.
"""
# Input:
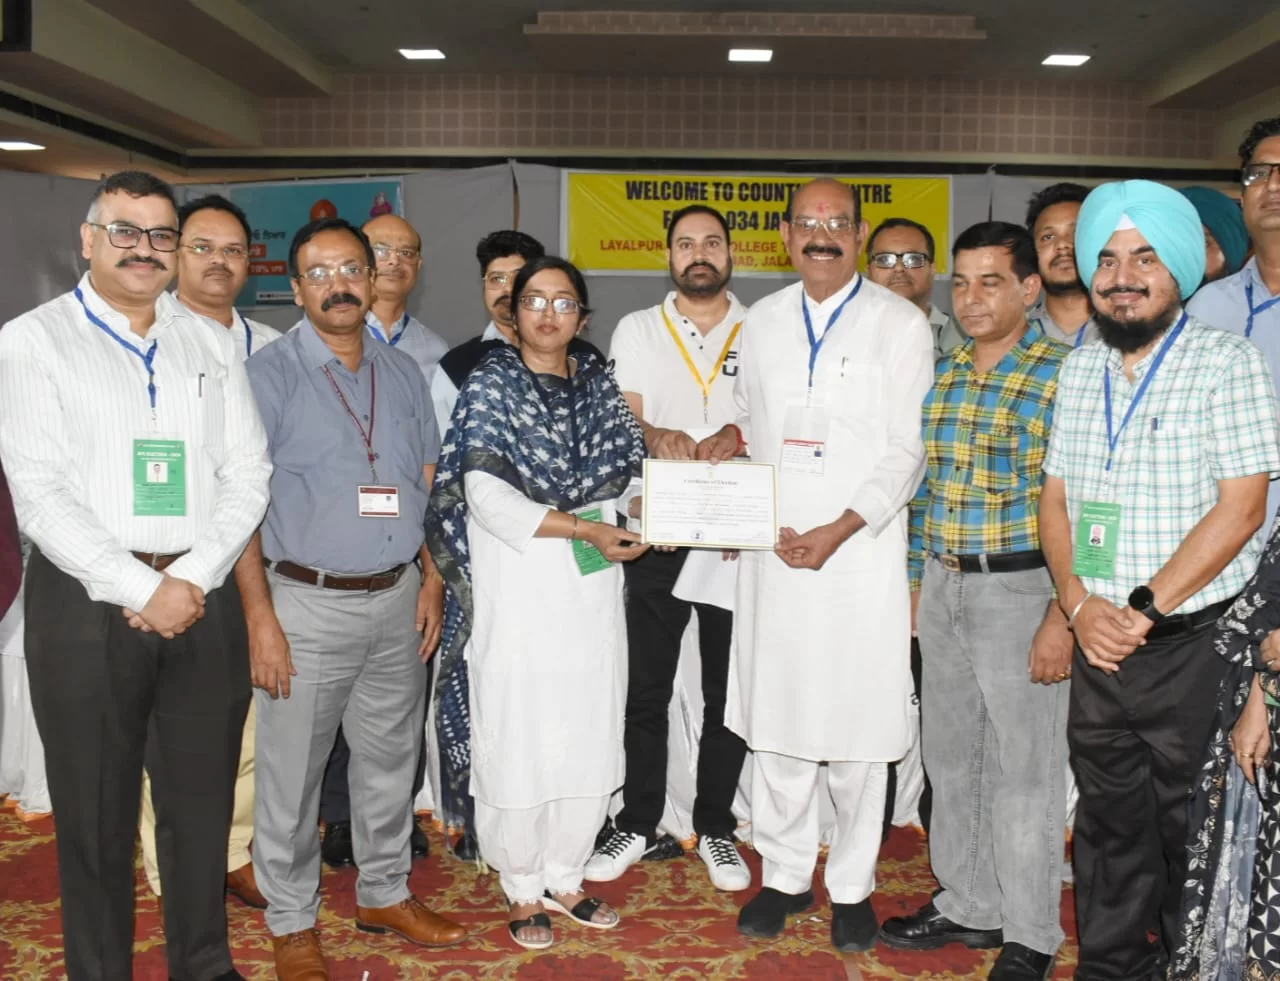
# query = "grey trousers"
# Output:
<box><xmin>252</xmin><ymin>567</ymin><xmax>426</xmax><ymax>936</ymax></box>
<box><xmin>917</xmin><ymin>558</ymin><xmax>1068</xmax><ymax>956</ymax></box>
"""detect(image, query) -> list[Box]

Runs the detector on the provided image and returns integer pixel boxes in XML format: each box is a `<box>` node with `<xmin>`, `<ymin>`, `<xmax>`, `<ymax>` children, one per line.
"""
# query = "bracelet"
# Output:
<box><xmin>571</xmin><ymin>515</ymin><xmax>579</xmax><ymax>540</ymax></box>
<box><xmin>728</xmin><ymin>424</ymin><xmax>746</xmax><ymax>455</ymax></box>
<box><xmin>1067</xmin><ymin>592</ymin><xmax>1092</xmax><ymax>628</ymax></box>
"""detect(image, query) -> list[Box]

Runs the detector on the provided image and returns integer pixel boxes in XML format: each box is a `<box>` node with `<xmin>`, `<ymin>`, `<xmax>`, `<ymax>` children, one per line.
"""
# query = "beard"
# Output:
<box><xmin>672</xmin><ymin>259</ymin><xmax>732</xmax><ymax>298</ymax></box>
<box><xmin>1094</xmin><ymin>298</ymin><xmax>1180</xmax><ymax>354</ymax></box>
<box><xmin>1042</xmin><ymin>274</ymin><xmax>1086</xmax><ymax>297</ymax></box>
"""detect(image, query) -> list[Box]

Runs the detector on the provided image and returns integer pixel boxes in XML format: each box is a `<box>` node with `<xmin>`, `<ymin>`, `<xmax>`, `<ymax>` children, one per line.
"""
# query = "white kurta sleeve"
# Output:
<box><xmin>732</xmin><ymin>319</ymin><xmax>754</xmax><ymax>448</ymax></box>
<box><xmin>464</xmin><ymin>471</ymin><xmax>552</xmax><ymax>553</ymax></box>
<box><xmin>429</xmin><ymin>368</ymin><xmax>458</xmax><ymax>443</ymax></box>
<box><xmin>847</xmin><ymin>312</ymin><xmax>933</xmax><ymax>535</ymax></box>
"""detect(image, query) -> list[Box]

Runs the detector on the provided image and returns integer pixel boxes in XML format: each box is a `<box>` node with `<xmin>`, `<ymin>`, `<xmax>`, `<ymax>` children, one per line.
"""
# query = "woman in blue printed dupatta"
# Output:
<box><xmin>425</xmin><ymin>255</ymin><xmax>649</xmax><ymax>950</ymax></box>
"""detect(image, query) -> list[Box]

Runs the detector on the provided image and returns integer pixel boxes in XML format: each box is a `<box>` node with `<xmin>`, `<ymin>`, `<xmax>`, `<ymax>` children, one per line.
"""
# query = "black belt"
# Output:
<box><xmin>932</xmin><ymin>550</ymin><xmax>1046</xmax><ymax>574</ymax></box>
<box><xmin>1146</xmin><ymin>596</ymin><xmax>1234</xmax><ymax>641</ymax></box>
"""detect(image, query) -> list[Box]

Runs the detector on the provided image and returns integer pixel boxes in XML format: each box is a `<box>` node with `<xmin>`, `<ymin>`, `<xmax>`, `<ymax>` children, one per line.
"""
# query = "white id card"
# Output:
<box><xmin>780</xmin><ymin>404</ymin><xmax>830</xmax><ymax>476</ymax></box>
<box><xmin>358</xmin><ymin>485</ymin><xmax>400</xmax><ymax>517</ymax></box>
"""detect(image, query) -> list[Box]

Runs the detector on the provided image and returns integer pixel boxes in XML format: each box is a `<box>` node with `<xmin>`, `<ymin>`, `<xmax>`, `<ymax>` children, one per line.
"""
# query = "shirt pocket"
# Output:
<box><xmin>971</xmin><ymin>410</ymin><xmax>1033</xmax><ymax>498</ymax></box>
<box><xmin>1133</xmin><ymin>418</ymin><xmax>1203</xmax><ymax>503</ymax></box>
<box><xmin>828</xmin><ymin>362</ymin><xmax>884</xmax><ymax>423</ymax></box>
<box><xmin>184</xmin><ymin>367</ymin><xmax>227</xmax><ymax>457</ymax></box>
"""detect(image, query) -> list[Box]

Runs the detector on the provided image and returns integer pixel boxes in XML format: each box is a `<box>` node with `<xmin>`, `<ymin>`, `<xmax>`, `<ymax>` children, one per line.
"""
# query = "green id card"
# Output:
<box><xmin>572</xmin><ymin>507</ymin><xmax>613</xmax><ymax>576</ymax></box>
<box><xmin>1073</xmin><ymin>501</ymin><xmax>1121</xmax><ymax>579</ymax></box>
<box><xmin>133</xmin><ymin>439</ymin><xmax>187</xmax><ymax>516</ymax></box>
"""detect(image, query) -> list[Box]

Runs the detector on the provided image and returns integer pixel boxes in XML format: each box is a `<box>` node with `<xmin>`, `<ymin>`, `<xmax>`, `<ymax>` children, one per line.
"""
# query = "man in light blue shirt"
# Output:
<box><xmin>1187</xmin><ymin>116</ymin><xmax>1280</xmax><ymax>531</ymax></box>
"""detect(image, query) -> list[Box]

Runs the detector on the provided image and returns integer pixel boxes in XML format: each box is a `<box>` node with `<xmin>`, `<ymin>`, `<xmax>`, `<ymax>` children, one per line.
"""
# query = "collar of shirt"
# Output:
<box><xmin>950</xmin><ymin>318</ymin><xmax>1045</xmax><ymax>372</ymax></box>
<box><xmin>300</xmin><ymin>316</ymin><xmax>380</xmax><ymax>370</ymax></box>
<box><xmin>78</xmin><ymin>272</ymin><xmax>182</xmax><ymax>341</ymax></box>
<box><xmin>481</xmin><ymin>320</ymin><xmax>512</xmax><ymax>344</ymax></box>
<box><xmin>365</xmin><ymin>309</ymin><xmax>411</xmax><ymax>343</ymax></box>
<box><xmin>802</xmin><ymin>274</ymin><xmax>861</xmax><ymax>338</ymax></box>
<box><xmin>927</xmin><ymin>303</ymin><xmax>950</xmax><ymax>329</ymax></box>
<box><xmin>1244</xmin><ymin>257</ymin><xmax>1278</xmax><ymax>301</ymax></box>
<box><xmin>1101</xmin><ymin>309</ymin><xmax>1187</xmax><ymax>381</ymax></box>
<box><xmin>661</xmin><ymin>290</ymin><xmax>747</xmax><ymax>343</ymax></box>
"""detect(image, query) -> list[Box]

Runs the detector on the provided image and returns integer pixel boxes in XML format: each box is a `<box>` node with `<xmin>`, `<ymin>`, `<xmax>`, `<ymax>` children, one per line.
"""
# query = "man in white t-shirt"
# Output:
<box><xmin>586</xmin><ymin>205</ymin><xmax>751</xmax><ymax>892</ymax></box>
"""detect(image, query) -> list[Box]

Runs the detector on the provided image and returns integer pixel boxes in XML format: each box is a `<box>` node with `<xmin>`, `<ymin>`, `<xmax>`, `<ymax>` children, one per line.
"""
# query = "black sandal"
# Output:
<box><xmin>543</xmin><ymin>890</ymin><xmax>621</xmax><ymax>930</ymax></box>
<box><xmin>508</xmin><ymin>911</ymin><xmax>554</xmax><ymax>950</ymax></box>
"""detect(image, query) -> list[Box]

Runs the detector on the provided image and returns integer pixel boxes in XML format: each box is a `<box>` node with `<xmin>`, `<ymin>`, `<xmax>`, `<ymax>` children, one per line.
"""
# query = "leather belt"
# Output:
<box><xmin>131</xmin><ymin>550</ymin><xmax>188</xmax><ymax>572</ymax></box>
<box><xmin>1146</xmin><ymin>596</ymin><xmax>1234</xmax><ymax>642</ymax></box>
<box><xmin>934</xmin><ymin>550</ymin><xmax>1046</xmax><ymax>574</ymax></box>
<box><xmin>268</xmin><ymin>559</ymin><xmax>408</xmax><ymax>593</ymax></box>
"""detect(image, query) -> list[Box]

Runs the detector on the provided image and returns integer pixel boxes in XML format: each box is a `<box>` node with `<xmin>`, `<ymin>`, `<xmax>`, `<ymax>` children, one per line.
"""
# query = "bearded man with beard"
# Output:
<box><xmin>587</xmin><ymin>204</ymin><xmax>751</xmax><ymax>891</ymax></box>
<box><xmin>1038</xmin><ymin>179</ymin><xmax>1280</xmax><ymax>981</ymax></box>
<box><xmin>1026</xmin><ymin>182</ymin><xmax>1100</xmax><ymax>349</ymax></box>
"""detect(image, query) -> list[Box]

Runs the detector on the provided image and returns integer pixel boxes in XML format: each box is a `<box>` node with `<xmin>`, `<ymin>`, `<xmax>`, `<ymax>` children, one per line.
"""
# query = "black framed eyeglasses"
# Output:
<box><xmin>88</xmin><ymin>221</ymin><xmax>180</xmax><ymax>253</ymax></box>
<box><xmin>1243</xmin><ymin>163</ymin><xmax>1280</xmax><ymax>187</ymax></box>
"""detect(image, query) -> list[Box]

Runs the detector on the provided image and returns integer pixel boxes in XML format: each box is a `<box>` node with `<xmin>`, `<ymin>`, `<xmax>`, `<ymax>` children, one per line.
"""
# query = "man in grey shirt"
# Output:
<box><xmin>240</xmin><ymin>217</ymin><xmax>465</xmax><ymax>980</ymax></box>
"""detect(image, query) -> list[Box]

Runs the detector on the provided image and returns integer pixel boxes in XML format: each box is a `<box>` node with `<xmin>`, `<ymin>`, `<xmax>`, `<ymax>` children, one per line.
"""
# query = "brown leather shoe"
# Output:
<box><xmin>226</xmin><ymin>861</ymin><xmax>268</xmax><ymax>910</ymax></box>
<box><xmin>272</xmin><ymin>929</ymin><xmax>328</xmax><ymax>981</ymax></box>
<box><xmin>355</xmin><ymin>896</ymin><xmax>467</xmax><ymax>947</ymax></box>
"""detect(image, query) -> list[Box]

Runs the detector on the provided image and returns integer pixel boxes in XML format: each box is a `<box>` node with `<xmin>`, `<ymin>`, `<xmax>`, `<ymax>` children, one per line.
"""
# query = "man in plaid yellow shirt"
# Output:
<box><xmin>880</xmin><ymin>221</ymin><xmax>1072</xmax><ymax>981</ymax></box>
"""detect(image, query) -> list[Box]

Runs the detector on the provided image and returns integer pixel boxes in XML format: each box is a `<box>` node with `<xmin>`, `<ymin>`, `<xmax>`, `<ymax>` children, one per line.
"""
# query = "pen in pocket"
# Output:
<box><xmin>198</xmin><ymin>372</ymin><xmax>204</xmax><ymax>397</ymax></box>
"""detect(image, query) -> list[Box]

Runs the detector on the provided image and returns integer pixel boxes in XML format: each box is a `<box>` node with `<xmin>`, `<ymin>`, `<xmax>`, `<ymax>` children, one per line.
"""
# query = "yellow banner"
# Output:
<box><xmin>564</xmin><ymin>171</ymin><xmax>952</xmax><ymax>275</ymax></box>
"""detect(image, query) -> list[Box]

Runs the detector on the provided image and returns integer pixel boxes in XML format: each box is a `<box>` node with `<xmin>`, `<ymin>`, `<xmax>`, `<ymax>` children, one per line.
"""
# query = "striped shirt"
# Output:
<box><xmin>908</xmin><ymin>322</ymin><xmax>1068</xmax><ymax>588</ymax></box>
<box><xmin>1043</xmin><ymin>314</ymin><xmax>1280</xmax><ymax>613</ymax></box>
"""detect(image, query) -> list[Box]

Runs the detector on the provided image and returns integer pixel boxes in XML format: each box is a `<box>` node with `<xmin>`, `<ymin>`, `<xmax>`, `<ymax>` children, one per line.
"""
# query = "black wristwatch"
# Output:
<box><xmin>1128</xmin><ymin>585</ymin><xmax>1166</xmax><ymax>624</ymax></box>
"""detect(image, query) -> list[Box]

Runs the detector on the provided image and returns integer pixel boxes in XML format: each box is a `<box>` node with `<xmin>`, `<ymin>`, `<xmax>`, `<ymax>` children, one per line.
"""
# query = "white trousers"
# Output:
<box><xmin>751</xmin><ymin>752</ymin><xmax>886</xmax><ymax>904</ymax></box>
<box><xmin>475</xmin><ymin>795</ymin><xmax>611</xmax><ymax>904</ymax></box>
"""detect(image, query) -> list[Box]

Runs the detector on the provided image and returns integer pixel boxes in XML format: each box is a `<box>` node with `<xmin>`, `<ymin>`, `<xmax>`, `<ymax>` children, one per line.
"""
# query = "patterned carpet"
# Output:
<box><xmin>0</xmin><ymin>805</ymin><xmax>1078</xmax><ymax>980</ymax></box>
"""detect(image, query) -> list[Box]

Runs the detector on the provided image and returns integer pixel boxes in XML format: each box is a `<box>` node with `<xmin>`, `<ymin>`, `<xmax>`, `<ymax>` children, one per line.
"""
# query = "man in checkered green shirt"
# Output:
<box><xmin>1038</xmin><ymin>179</ymin><xmax>1280</xmax><ymax>981</ymax></box>
<box><xmin>882</xmin><ymin>222</ymin><xmax>1073</xmax><ymax>979</ymax></box>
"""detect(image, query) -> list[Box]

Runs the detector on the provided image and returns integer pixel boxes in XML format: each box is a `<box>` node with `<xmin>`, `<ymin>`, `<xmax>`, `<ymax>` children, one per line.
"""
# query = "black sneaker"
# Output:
<box><xmin>737</xmin><ymin>886</ymin><xmax>815</xmax><ymax>938</ymax></box>
<box><xmin>988</xmin><ymin>942</ymin><xmax>1054</xmax><ymax>981</ymax></box>
<box><xmin>831</xmin><ymin>899</ymin><xmax>879</xmax><ymax>952</ymax></box>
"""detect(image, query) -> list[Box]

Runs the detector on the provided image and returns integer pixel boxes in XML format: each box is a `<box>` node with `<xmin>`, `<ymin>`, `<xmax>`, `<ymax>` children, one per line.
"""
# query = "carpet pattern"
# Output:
<box><xmin>0</xmin><ymin>805</ymin><xmax>1078</xmax><ymax>980</ymax></box>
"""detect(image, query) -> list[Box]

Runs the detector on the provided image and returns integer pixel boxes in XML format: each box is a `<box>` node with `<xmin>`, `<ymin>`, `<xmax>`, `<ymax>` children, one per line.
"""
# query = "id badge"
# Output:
<box><xmin>133</xmin><ymin>438</ymin><xmax>186</xmax><ymax>516</ymax></box>
<box><xmin>358</xmin><ymin>485</ymin><xmax>400</xmax><ymax>518</ymax></box>
<box><xmin>780</xmin><ymin>403</ymin><xmax>830</xmax><ymax>477</ymax></box>
<box><xmin>571</xmin><ymin>506</ymin><xmax>612</xmax><ymax>576</ymax></box>
<box><xmin>1073</xmin><ymin>501</ymin><xmax>1121</xmax><ymax>580</ymax></box>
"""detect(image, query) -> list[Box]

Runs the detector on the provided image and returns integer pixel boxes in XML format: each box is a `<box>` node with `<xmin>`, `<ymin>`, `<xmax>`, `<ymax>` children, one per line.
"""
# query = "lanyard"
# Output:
<box><xmin>323</xmin><ymin>361</ymin><xmax>379</xmax><ymax>482</ymax></box>
<box><xmin>369</xmin><ymin>313</ymin><xmax>409</xmax><ymax>347</ymax></box>
<box><xmin>1102</xmin><ymin>312</ymin><xmax>1186</xmax><ymax>471</ymax></box>
<box><xmin>76</xmin><ymin>286</ymin><xmax>158</xmax><ymax>413</ymax></box>
<box><xmin>661</xmin><ymin>308</ymin><xmax>742</xmax><ymax>423</ymax></box>
<box><xmin>1073</xmin><ymin>324</ymin><xmax>1088</xmax><ymax>349</ymax></box>
<box><xmin>238</xmin><ymin>312</ymin><xmax>253</xmax><ymax>359</ymax></box>
<box><xmin>1245</xmin><ymin>282</ymin><xmax>1280</xmax><ymax>338</ymax></box>
<box><xmin>801</xmin><ymin>277</ymin><xmax>862</xmax><ymax>395</ymax></box>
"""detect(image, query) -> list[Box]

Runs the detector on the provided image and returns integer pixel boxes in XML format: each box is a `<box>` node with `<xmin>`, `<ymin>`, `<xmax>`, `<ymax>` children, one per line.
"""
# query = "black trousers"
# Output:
<box><xmin>615</xmin><ymin>548</ymin><xmax>747</xmax><ymax>839</ymax></box>
<box><xmin>1069</xmin><ymin>622</ymin><xmax>1226</xmax><ymax>981</ymax></box>
<box><xmin>23</xmin><ymin>548</ymin><xmax>248</xmax><ymax>981</ymax></box>
<box><xmin>321</xmin><ymin>656</ymin><xmax>432</xmax><ymax>825</ymax></box>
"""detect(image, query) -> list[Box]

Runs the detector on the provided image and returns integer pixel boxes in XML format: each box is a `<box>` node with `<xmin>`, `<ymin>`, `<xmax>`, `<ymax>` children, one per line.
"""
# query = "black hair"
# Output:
<box><xmin>782</xmin><ymin>180</ymin><xmax>862</xmax><ymax>225</ymax></box>
<box><xmin>509</xmin><ymin>255</ymin><xmax>592</xmax><ymax>320</ymax></box>
<box><xmin>85</xmin><ymin>170</ymin><xmax>177</xmax><ymax>222</ymax></box>
<box><xmin>1239</xmin><ymin>117</ymin><xmax>1280</xmax><ymax>166</ymax></box>
<box><xmin>665</xmin><ymin>205</ymin><xmax>731</xmax><ymax>249</ymax></box>
<box><xmin>178</xmin><ymin>194</ymin><xmax>252</xmax><ymax>246</ymax></box>
<box><xmin>952</xmin><ymin>221</ymin><xmax>1039</xmax><ymax>281</ymax></box>
<box><xmin>476</xmin><ymin>230</ymin><xmax>545</xmax><ymax>275</ymax></box>
<box><xmin>1025</xmin><ymin>182</ymin><xmax>1089</xmax><ymax>231</ymax></box>
<box><xmin>866</xmin><ymin>217</ymin><xmax>935</xmax><ymax>261</ymax></box>
<box><xmin>287</xmin><ymin>217</ymin><xmax>375</xmax><ymax>279</ymax></box>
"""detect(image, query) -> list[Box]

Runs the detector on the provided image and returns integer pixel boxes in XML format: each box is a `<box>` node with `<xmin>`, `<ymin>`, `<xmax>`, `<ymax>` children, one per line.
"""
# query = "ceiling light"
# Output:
<box><xmin>0</xmin><ymin>141</ymin><xmax>44</xmax><ymax>151</ymax></box>
<box><xmin>728</xmin><ymin>49</ymin><xmax>773</xmax><ymax>63</ymax></box>
<box><xmin>398</xmin><ymin>48</ymin><xmax>446</xmax><ymax>60</ymax></box>
<box><xmin>1041</xmin><ymin>54</ymin><xmax>1090</xmax><ymax>67</ymax></box>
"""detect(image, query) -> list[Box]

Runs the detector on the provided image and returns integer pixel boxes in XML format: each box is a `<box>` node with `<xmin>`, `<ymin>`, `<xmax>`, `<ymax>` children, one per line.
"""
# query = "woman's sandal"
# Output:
<box><xmin>508</xmin><ymin>910</ymin><xmax>554</xmax><ymax>950</ymax></box>
<box><xmin>542</xmin><ymin>890</ymin><xmax>621</xmax><ymax>930</ymax></box>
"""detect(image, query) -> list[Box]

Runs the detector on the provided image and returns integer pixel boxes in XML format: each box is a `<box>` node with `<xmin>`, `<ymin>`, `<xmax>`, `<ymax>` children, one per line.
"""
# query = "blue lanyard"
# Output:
<box><xmin>1244</xmin><ymin>281</ymin><xmax>1280</xmax><ymax>338</ymax></box>
<box><xmin>238</xmin><ymin>312</ymin><xmax>253</xmax><ymax>358</ymax></box>
<box><xmin>1073</xmin><ymin>324</ymin><xmax>1088</xmax><ymax>349</ymax></box>
<box><xmin>800</xmin><ymin>277</ymin><xmax>862</xmax><ymax>391</ymax></box>
<box><xmin>369</xmin><ymin>313</ymin><xmax>409</xmax><ymax>347</ymax></box>
<box><xmin>1102</xmin><ymin>312</ymin><xmax>1186</xmax><ymax>471</ymax></box>
<box><xmin>76</xmin><ymin>287</ymin><xmax>158</xmax><ymax>411</ymax></box>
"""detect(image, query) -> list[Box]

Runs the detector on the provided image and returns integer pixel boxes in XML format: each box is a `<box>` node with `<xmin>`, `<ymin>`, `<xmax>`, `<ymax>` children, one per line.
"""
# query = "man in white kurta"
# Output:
<box><xmin>699</xmin><ymin>179</ymin><xmax>932</xmax><ymax>953</ymax></box>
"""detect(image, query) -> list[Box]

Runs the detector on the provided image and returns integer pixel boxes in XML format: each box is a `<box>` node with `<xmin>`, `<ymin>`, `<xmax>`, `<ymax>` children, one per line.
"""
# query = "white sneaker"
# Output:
<box><xmin>584</xmin><ymin>829</ymin><xmax>650</xmax><ymax>882</ymax></box>
<box><xmin>697</xmin><ymin>833</ymin><xmax>751</xmax><ymax>892</ymax></box>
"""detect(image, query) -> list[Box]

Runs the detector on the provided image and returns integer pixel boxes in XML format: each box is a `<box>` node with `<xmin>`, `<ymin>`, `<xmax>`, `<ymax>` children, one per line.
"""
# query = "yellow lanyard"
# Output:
<box><xmin>662</xmin><ymin>308</ymin><xmax>743</xmax><ymax>423</ymax></box>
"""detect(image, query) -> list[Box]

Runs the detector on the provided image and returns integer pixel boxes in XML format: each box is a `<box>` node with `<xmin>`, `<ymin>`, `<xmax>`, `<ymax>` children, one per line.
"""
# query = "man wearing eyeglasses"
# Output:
<box><xmin>865</xmin><ymin>217</ymin><xmax>966</xmax><ymax>360</ymax></box>
<box><xmin>0</xmin><ymin>170</ymin><xmax>272</xmax><ymax>980</ymax></box>
<box><xmin>696</xmin><ymin>178</ymin><xmax>933</xmax><ymax>953</ymax></box>
<box><xmin>1188</xmin><ymin>116</ymin><xmax>1280</xmax><ymax>533</ymax></box>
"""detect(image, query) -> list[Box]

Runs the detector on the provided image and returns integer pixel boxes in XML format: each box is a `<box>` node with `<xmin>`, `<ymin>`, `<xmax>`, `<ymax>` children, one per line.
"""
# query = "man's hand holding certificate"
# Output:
<box><xmin>641</xmin><ymin>459</ymin><xmax>777</xmax><ymax>550</ymax></box>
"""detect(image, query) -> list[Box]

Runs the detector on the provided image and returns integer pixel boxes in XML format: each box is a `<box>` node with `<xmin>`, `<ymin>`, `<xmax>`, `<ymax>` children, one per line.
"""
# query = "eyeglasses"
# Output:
<box><xmin>297</xmin><ymin>262</ymin><xmax>371</xmax><ymax>286</ymax></box>
<box><xmin>372</xmin><ymin>244</ymin><xmax>420</xmax><ymax>262</ymax></box>
<box><xmin>518</xmin><ymin>294</ymin><xmax>581</xmax><ymax>315</ymax></box>
<box><xmin>181</xmin><ymin>243</ymin><xmax>249</xmax><ymax>261</ymax></box>
<box><xmin>88</xmin><ymin>221</ymin><xmax>180</xmax><ymax>253</ymax></box>
<box><xmin>870</xmin><ymin>251</ymin><xmax>930</xmax><ymax>270</ymax></box>
<box><xmin>485</xmin><ymin>271</ymin><xmax>516</xmax><ymax>289</ymax></box>
<box><xmin>789</xmin><ymin>215</ymin><xmax>855</xmax><ymax>235</ymax></box>
<box><xmin>1243</xmin><ymin>163</ymin><xmax>1280</xmax><ymax>187</ymax></box>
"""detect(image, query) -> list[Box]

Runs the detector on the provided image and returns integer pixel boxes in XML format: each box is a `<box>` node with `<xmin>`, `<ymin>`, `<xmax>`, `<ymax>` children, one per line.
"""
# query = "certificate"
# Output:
<box><xmin>642</xmin><ymin>459</ymin><xmax>777</xmax><ymax>550</ymax></box>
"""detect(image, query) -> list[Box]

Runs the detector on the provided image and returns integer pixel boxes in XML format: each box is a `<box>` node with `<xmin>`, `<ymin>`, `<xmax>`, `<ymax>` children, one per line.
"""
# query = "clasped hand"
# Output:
<box><xmin>122</xmin><ymin>574</ymin><xmax>205</xmax><ymax>639</ymax></box>
<box><xmin>1073</xmin><ymin>595</ymin><xmax>1152</xmax><ymax>673</ymax></box>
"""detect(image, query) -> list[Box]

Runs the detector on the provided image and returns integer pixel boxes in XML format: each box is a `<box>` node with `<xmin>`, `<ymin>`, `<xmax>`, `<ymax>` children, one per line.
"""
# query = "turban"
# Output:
<box><xmin>1074</xmin><ymin>180</ymin><xmax>1206</xmax><ymax>300</ymax></box>
<box><xmin>1179</xmin><ymin>185</ymin><xmax>1250</xmax><ymax>276</ymax></box>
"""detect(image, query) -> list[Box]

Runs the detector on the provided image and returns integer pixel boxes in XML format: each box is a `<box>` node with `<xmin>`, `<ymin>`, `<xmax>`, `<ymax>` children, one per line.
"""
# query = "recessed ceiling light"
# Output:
<box><xmin>399</xmin><ymin>48</ymin><xmax>446</xmax><ymax>60</ymax></box>
<box><xmin>0</xmin><ymin>141</ymin><xmax>44</xmax><ymax>151</ymax></box>
<box><xmin>729</xmin><ymin>49</ymin><xmax>773</xmax><ymax>63</ymax></box>
<box><xmin>1042</xmin><ymin>54</ymin><xmax>1090</xmax><ymax>67</ymax></box>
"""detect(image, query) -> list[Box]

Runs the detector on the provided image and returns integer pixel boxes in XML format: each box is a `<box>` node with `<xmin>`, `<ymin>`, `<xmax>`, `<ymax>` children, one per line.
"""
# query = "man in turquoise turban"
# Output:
<box><xmin>1180</xmin><ymin>185</ymin><xmax>1249</xmax><ymax>283</ymax></box>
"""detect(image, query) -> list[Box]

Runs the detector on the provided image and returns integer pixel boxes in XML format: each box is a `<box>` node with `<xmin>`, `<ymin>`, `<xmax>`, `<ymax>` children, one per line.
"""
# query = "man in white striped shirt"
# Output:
<box><xmin>0</xmin><ymin>170</ymin><xmax>271</xmax><ymax>981</ymax></box>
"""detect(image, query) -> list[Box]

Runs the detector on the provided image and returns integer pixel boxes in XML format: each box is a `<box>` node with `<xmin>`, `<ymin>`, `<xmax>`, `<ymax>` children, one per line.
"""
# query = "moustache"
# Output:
<box><xmin>117</xmin><ymin>255</ymin><xmax>166</xmax><ymax>270</ymax></box>
<box><xmin>1099</xmin><ymin>284</ymin><xmax>1150</xmax><ymax>298</ymax></box>
<box><xmin>204</xmin><ymin>266</ymin><xmax>231</xmax><ymax>277</ymax></box>
<box><xmin>321</xmin><ymin>292</ymin><xmax>362</xmax><ymax>311</ymax></box>
<box><xmin>684</xmin><ymin>262</ymin><xmax>719</xmax><ymax>275</ymax></box>
<box><xmin>803</xmin><ymin>244</ymin><xmax>843</xmax><ymax>258</ymax></box>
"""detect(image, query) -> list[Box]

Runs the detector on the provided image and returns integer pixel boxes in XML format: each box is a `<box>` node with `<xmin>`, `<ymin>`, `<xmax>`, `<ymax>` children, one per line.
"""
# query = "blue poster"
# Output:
<box><xmin>228</xmin><ymin>178</ymin><xmax>403</xmax><ymax>306</ymax></box>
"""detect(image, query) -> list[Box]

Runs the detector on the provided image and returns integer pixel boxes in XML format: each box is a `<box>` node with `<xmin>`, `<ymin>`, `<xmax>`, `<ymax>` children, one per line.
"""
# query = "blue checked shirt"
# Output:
<box><xmin>908</xmin><ymin>322</ymin><xmax>1068</xmax><ymax>589</ymax></box>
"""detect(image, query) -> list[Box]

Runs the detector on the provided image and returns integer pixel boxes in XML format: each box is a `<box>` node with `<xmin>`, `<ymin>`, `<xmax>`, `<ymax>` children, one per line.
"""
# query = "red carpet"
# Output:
<box><xmin>0</xmin><ymin>806</ymin><xmax>1078</xmax><ymax>979</ymax></box>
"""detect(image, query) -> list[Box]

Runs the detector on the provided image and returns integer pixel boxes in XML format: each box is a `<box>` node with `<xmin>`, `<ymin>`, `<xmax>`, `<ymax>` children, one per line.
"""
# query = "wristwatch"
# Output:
<box><xmin>1127</xmin><ymin>585</ymin><xmax>1166</xmax><ymax>624</ymax></box>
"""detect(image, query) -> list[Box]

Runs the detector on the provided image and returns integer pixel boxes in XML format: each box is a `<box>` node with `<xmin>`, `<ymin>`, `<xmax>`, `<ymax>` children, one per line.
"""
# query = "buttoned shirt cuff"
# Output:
<box><xmin>849</xmin><ymin>484</ymin><xmax>892</xmax><ymax>537</ymax></box>
<box><xmin>114</xmin><ymin>562</ymin><xmax>166</xmax><ymax>614</ymax></box>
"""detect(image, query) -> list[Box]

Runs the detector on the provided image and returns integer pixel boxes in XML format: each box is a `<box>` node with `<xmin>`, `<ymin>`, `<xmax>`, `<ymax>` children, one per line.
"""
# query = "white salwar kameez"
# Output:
<box><xmin>727</xmin><ymin>277</ymin><xmax>932</xmax><ymax>902</ymax></box>
<box><xmin>463</xmin><ymin>471</ymin><xmax>625</xmax><ymax>902</ymax></box>
<box><xmin>0</xmin><ymin>543</ymin><xmax>49</xmax><ymax>818</ymax></box>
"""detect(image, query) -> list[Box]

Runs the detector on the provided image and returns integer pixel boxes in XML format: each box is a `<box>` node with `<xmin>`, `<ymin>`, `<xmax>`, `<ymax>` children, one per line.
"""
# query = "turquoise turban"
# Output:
<box><xmin>1180</xmin><ymin>185</ymin><xmax>1250</xmax><ymax>276</ymax></box>
<box><xmin>1074</xmin><ymin>180</ymin><xmax>1206</xmax><ymax>300</ymax></box>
